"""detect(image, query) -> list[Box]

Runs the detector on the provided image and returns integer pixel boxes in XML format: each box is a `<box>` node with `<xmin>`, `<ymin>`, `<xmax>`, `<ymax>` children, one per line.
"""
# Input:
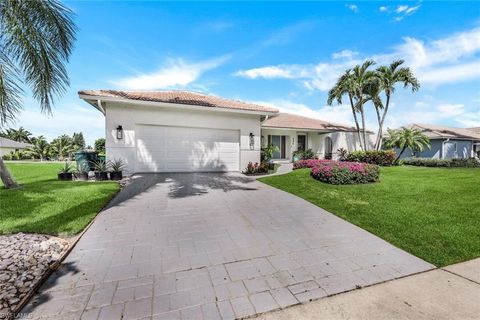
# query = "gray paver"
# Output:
<box><xmin>24</xmin><ymin>172</ymin><xmax>434</xmax><ymax>319</ymax></box>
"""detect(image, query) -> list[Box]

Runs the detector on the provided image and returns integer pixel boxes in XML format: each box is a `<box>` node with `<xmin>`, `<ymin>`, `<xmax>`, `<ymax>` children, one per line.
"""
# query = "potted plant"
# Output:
<box><xmin>109</xmin><ymin>158</ymin><xmax>125</xmax><ymax>181</ymax></box>
<box><xmin>93</xmin><ymin>159</ymin><xmax>108</xmax><ymax>181</ymax></box>
<box><xmin>58</xmin><ymin>162</ymin><xmax>74</xmax><ymax>181</ymax></box>
<box><xmin>74</xmin><ymin>162</ymin><xmax>89</xmax><ymax>181</ymax></box>
<box><xmin>261</xmin><ymin>144</ymin><xmax>279</xmax><ymax>170</ymax></box>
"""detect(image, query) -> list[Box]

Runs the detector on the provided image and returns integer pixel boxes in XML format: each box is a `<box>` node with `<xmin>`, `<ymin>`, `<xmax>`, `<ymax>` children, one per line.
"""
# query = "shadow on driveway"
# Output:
<box><xmin>106</xmin><ymin>172</ymin><xmax>258</xmax><ymax>208</ymax></box>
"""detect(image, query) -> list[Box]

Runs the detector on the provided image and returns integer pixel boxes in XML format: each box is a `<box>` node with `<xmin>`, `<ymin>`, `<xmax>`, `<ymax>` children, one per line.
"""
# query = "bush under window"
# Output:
<box><xmin>403</xmin><ymin>157</ymin><xmax>480</xmax><ymax>168</ymax></box>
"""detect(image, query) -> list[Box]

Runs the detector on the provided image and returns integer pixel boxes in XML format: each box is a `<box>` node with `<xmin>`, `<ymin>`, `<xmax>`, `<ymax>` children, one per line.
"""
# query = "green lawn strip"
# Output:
<box><xmin>259</xmin><ymin>166</ymin><xmax>480</xmax><ymax>267</ymax></box>
<box><xmin>0</xmin><ymin>163</ymin><xmax>119</xmax><ymax>236</ymax></box>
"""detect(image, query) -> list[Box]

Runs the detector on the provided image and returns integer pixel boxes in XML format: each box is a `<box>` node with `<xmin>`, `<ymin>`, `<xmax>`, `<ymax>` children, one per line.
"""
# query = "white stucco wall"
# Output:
<box><xmin>261</xmin><ymin>129</ymin><xmax>374</xmax><ymax>160</ymax></box>
<box><xmin>104</xmin><ymin>101</ymin><xmax>262</xmax><ymax>173</ymax></box>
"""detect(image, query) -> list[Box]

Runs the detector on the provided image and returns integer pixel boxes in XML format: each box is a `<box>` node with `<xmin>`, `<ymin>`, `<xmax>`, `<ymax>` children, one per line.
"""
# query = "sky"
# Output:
<box><xmin>9</xmin><ymin>1</ymin><xmax>480</xmax><ymax>145</ymax></box>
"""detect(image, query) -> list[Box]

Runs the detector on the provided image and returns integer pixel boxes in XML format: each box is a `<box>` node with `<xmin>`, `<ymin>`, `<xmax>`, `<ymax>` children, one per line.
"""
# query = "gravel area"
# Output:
<box><xmin>0</xmin><ymin>233</ymin><xmax>69</xmax><ymax>317</ymax></box>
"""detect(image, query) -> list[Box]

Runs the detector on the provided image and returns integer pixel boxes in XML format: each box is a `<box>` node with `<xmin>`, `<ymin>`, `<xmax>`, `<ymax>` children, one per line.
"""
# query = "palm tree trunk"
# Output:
<box><xmin>374</xmin><ymin>106</ymin><xmax>382</xmax><ymax>150</ymax></box>
<box><xmin>375</xmin><ymin>94</ymin><xmax>390</xmax><ymax>150</ymax></box>
<box><xmin>360</xmin><ymin>103</ymin><xmax>368</xmax><ymax>151</ymax></box>
<box><xmin>0</xmin><ymin>158</ymin><xmax>19</xmax><ymax>189</ymax></box>
<box><xmin>349</xmin><ymin>94</ymin><xmax>364</xmax><ymax>151</ymax></box>
<box><xmin>395</xmin><ymin>145</ymin><xmax>407</xmax><ymax>162</ymax></box>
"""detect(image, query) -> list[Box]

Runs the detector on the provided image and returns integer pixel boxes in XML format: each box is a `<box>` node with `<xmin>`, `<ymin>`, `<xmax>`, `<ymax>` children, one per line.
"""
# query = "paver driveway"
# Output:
<box><xmin>24</xmin><ymin>173</ymin><xmax>433</xmax><ymax>319</ymax></box>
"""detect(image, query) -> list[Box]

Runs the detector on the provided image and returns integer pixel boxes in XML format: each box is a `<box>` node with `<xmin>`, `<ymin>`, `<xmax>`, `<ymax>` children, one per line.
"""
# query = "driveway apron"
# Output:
<box><xmin>23</xmin><ymin>173</ymin><xmax>434</xmax><ymax>319</ymax></box>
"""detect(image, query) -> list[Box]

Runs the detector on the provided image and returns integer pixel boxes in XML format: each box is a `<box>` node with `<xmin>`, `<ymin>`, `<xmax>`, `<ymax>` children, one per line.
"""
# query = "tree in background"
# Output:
<box><xmin>384</xmin><ymin>128</ymin><xmax>430</xmax><ymax>162</ymax></box>
<box><xmin>0</xmin><ymin>0</ymin><xmax>76</xmax><ymax>188</ymax></box>
<box><xmin>0</xmin><ymin>127</ymin><xmax>33</xmax><ymax>143</ymax></box>
<box><xmin>50</xmin><ymin>134</ymin><xmax>75</xmax><ymax>160</ymax></box>
<box><xmin>26</xmin><ymin>136</ymin><xmax>50</xmax><ymax>161</ymax></box>
<box><xmin>72</xmin><ymin>132</ymin><xmax>85</xmax><ymax>150</ymax></box>
<box><xmin>94</xmin><ymin>138</ymin><xmax>106</xmax><ymax>154</ymax></box>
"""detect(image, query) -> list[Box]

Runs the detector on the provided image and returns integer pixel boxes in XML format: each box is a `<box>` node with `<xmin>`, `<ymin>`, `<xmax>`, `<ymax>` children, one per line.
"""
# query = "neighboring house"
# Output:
<box><xmin>0</xmin><ymin>137</ymin><xmax>32</xmax><ymax>157</ymax></box>
<box><xmin>78</xmin><ymin>90</ymin><xmax>369</xmax><ymax>173</ymax></box>
<box><xmin>467</xmin><ymin>127</ymin><xmax>480</xmax><ymax>157</ymax></box>
<box><xmin>394</xmin><ymin>123</ymin><xmax>480</xmax><ymax>159</ymax></box>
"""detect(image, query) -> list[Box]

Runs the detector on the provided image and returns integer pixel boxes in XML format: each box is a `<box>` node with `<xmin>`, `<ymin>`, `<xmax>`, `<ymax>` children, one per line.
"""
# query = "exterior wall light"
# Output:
<box><xmin>116</xmin><ymin>125</ymin><xmax>123</xmax><ymax>140</ymax></box>
<box><xmin>249</xmin><ymin>133</ymin><xmax>255</xmax><ymax>150</ymax></box>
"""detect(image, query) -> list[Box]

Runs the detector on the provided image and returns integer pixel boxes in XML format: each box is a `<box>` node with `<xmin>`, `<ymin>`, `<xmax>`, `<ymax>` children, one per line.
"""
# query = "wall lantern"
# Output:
<box><xmin>116</xmin><ymin>125</ymin><xmax>123</xmax><ymax>140</ymax></box>
<box><xmin>249</xmin><ymin>133</ymin><xmax>255</xmax><ymax>150</ymax></box>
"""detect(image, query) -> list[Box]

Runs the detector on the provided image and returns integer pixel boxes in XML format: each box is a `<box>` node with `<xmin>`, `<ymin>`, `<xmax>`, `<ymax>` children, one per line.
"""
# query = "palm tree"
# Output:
<box><xmin>371</xmin><ymin>60</ymin><xmax>420</xmax><ymax>150</ymax></box>
<box><xmin>72</xmin><ymin>132</ymin><xmax>85</xmax><ymax>150</ymax></box>
<box><xmin>50</xmin><ymin>135</ymin><xmax>75</xmax><ymax>160</ymax></box>
<box><xmin>10</xmin><ymin>127</ymin><xmax>33</xmax><ymax>143</ymax></box>
<box><xmin>26</xmin><ymin>136</ymin><xmax>50</xmax><ymax>161</ymax></box>
<box><xmin>328</xmin><ymin>69</ymin><xmax>364</xmax><ymax>150</ymax></box>
<box><xmin>328</xmin><ymin>60</ymin><xmax>377</xmax><ymax>150</ymax></box>
<box><xmin>384</xmin><ymin>128</ymin><xmax>430</xmax><ymax>162</ymax></box>
<box><xmin>0</xmin><ymin>0</ymin><xmax>76</xmax><ymax>188</ymax></box>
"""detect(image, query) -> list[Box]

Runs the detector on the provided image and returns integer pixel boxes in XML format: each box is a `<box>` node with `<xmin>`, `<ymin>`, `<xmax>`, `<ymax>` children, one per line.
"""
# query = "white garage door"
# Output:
<box><xmin>136</xmin><ymin>125</ymin><xmax>240</xmax><ymax>172</ymax></box>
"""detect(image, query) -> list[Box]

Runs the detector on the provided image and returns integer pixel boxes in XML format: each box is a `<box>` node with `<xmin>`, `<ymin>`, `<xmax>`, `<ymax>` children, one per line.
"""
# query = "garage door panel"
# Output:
<box><xmin>136</xmin><ymin>125</ymin><xmax>239</xmax><ymax>172</ymax></box>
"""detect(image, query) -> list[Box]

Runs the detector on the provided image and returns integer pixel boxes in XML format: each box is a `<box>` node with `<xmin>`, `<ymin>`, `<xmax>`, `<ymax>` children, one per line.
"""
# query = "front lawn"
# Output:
<box><xmin>259</xmin><ymin>166</ymin><xmax>480</xmax><ymax>267</ymax></box>
<box><xmin>0</xmin><ymin>162</ymin><xmax>119</xmax><ymax>236</ymax></box>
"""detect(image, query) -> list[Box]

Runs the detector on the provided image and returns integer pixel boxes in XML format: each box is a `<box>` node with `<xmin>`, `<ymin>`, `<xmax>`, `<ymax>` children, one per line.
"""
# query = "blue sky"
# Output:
<box><xmin>14</xmin><ymin>1</ymin><xmax>480</xmax><ymax>145</ymax></box>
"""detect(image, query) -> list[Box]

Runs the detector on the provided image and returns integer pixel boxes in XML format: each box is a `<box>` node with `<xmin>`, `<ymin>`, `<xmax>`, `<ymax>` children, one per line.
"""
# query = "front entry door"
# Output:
<box><xmin>297</xmin><ymin>135</ymin><xmax>306</xmax><ymax>152</ymax></box>
<box><xmin>270</xmin><ymin>135</ymin><xmax>286</xmax><ymax>159</ymax></box>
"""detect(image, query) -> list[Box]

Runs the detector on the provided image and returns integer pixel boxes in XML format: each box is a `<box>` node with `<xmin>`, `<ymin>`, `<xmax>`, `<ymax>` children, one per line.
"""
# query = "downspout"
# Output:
<box><xmin>442</xmin><ymin>138</ymin><xmax>450</xmax><ymax>159</ymax></box>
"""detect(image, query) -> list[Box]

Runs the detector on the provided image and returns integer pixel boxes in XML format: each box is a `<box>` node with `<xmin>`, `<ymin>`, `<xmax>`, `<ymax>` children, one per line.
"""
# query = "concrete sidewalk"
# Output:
<box><xmin>257</xmin><ymin>258</ymin><xmax>480</xmax><ymax>320</ymax></box>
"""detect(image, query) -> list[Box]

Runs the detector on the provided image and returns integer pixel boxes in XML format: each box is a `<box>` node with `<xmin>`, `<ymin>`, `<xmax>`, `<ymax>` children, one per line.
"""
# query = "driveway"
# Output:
<box><xmin>24</xmin><ymin>173</ymin><xmax>433</xmax><ymax>319</ymax></box>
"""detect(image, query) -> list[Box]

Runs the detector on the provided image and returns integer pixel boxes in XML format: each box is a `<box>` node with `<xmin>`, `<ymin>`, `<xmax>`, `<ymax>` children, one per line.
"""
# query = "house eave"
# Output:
<box><xmin>78</xmin><ymin>94</ymin><xmax>278</xmax><ymax>116</ymax></box>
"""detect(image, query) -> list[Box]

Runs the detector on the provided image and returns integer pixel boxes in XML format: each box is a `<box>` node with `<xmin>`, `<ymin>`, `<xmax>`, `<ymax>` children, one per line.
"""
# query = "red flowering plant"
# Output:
<box><xmin>310</xmin><ymin>160</ymin><xmax>380</xmax><ymax>184</ymax></box>
<box><xmin>293</xmin><ymin>159</ymin><xmax>336</xmax><ymax>169</ymax></box>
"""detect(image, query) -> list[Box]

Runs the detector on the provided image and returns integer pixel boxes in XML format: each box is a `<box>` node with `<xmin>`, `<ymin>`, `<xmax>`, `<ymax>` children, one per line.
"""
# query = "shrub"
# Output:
<box><xmin>310</xmin><ymin>161</ymin><xmax>380</xmax><ymax>185</ymax></box>
<box><xmin>243</xmin><ymin>161</ymin><xmax>270</xmax><ymax>174</ymax></box>
<box><xmin>346</xmin><ymin>149</ymin><xmax>397</xmax><ymax>166</ymax></box>
<box><xmin>293</xmin><ymin>148</ymin><xmax>316</xmax><ymax>160</ymax></box>
<box><xmin>403</xmin><ymin>157</ymin><xmax>480</xmax><ymax>168</ymax></box>
<box><xmin>293</xmin><ymin>159</ymin><xmax>336</xmax><ymax>169</ymax></box>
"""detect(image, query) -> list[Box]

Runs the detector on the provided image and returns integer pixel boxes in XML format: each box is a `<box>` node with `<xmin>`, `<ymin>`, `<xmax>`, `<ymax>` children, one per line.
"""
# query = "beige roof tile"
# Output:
<box><xmin>261</xmin><ymin>113</ymin><xmax>357</xmax><ymax>132</ymax></box>
<box><xmin>404</xmin><ymin>123</ymin><xmax>480</xmax><ymax>140</ymax></box>
<box><xmin>78</xmin><ymin>90</ymin><xmax>278</xmax><ymax>113</ymax></box>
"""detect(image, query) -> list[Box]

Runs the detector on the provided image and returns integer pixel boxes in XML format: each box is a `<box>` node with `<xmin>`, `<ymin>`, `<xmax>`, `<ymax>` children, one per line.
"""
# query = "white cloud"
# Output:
<box><xmin>112</xmin><ymin>56</ymin><xmax>229</xmax><ymax>90</ymax></box>
<box><xmin>237</xmin><ymin>26</ymin><xmax>480</xmax><ymax>89</ymax></box>
<box><xmin>14</xmin><ymin>104</ymin><xmax>104</xmax><ymax>146</ymax></box>
<box><xmin>235</xmin><ymin>66</ymin><xmax>299</xmax><ymax>79</ymax></box>
<box><xmin>346</xmin><ymin>4</ymin><xmax>359</xmax><ymax>13</ymax></box>
<box><xmin>379</xmin><ymin>6</ymin><xmax>389</xmax><ymax>12</ymax></box>
<box><xmin>332</xmin><ymin>50</ymin><xmax>358</xmax><ymax>60</ymax></box>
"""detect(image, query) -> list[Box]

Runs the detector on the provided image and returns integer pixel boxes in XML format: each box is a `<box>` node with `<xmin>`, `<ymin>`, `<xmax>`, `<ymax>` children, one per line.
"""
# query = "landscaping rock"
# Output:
<box><xmin>0</xmin><ymin>233</ymin><xmax>69</xmax><ymax>318</ymax></box>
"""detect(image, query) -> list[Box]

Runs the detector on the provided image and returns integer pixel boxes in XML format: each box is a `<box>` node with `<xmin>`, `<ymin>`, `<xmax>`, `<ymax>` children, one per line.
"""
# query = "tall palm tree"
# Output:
<box><xmin>384</xmin><ymin>128</ymin><xmax>430</xmax><ymax>162</ymax></box>
<box><xmin>9</xmin><ymin>127</ymin><xmax>33</xmax><ymax>143</ymax></box>
<box><xmin>26</xmin><ymin>136</ymin><xmax>50</xmax><ymax>161</ymax></box>
<box><xmin>328</xmin><ymin>60</ymin><xmax>377</xmax><ymax>151</ymax></box>
<box><xmin>371</xmin><ymin>60</ymin><xmax>420</xmax><ymax>150</ymax></box>
<box><xmin>328</xmin><ymin>69</ymin><xmax>364</xmax><ymax>150</ymax></box>
<box><xmin>0</xmin><ymin>0</ymin><xmax>76</xmax><ymax>188</ymax></box>
<box><xmin>72</xmin><ymin>132</ymin><xmax>85</xmax><ymax>150</ymax></box>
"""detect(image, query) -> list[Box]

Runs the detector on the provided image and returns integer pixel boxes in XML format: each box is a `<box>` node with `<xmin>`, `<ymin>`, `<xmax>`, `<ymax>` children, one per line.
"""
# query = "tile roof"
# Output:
<box><xmin>262</xmin><ymin>113</ymin><xmax>357</xmax><ymax>132</ymax></box>
<box><xmin>467</xmin><ymin>127</ymin><xmax>480</xmax><ymax>135</ymax></box>
<box><xmin>404</xmin><ymin>123</ymin><xmax>480</xmax><ymax>140</ymax></box>
<box><xmin>0</xmin><ymin>137</ymin><xmax>32</xmax><ymax>149</ymax></box>
<box><xmin>78</xmin><ymin>90</ymin><xmax>278</xmax><ymax>113</ymax></box>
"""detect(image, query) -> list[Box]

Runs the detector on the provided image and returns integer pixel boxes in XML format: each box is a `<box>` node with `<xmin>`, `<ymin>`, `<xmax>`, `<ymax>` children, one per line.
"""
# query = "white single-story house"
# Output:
<box><xmin>79</xmin><ymin>90</ymin><xmax>367</xmax><ymax>173</ymax></box>
<box><xmin>0</xmin><ymin>137</ymin><xmax>32</xmax><ymax>157</ymax></box>
<box><xmin>394</xmin><ymin>123</ymin><xmax>480</xmax><ymax>159</ymax></box>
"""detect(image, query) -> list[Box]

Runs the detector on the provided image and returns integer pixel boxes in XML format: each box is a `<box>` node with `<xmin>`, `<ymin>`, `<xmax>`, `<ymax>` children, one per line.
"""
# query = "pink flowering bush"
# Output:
<box><xmin>293</xmin><ymin>159</ymin><xmax>336</xmax><ymax>170</ymax></box>
<box><xmin>310</xmin><ymin>161</ymin><xmax>380</xmax><ymax>185</ymax></box>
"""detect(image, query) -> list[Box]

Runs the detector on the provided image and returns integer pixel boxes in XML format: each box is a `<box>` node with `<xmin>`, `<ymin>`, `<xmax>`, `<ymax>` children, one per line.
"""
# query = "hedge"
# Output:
<box><xmin>403</xmin><ymin>157</ymin><xmax>480</xmax><ymax>168</ymax></box>
<box><xmin>346</xmin><ymin>150</ymin><xmax>397</xmax><ymax>166</ymax></box>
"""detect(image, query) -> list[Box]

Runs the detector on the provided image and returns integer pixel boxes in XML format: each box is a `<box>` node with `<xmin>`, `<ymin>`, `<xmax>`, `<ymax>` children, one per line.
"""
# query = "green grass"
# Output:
<box><xmin>0</xmin><ymin>163</ymin><xmax>120</xmax><ymax>236</ymax></box>
<box><xmin>259</xmin><ymin>166</ymin><xmax>480</xmax><ymax>267</ymax></box>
